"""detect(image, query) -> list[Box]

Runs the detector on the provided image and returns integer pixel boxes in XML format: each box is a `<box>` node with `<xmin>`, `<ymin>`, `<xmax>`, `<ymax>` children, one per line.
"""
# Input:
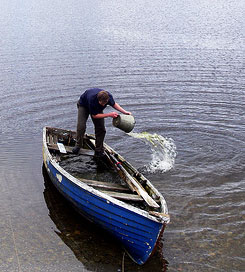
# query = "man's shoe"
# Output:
<box><xmin>94</xmin><ymin>151</ymin><xmax>104</xmax><ymax>156</ymax></box>
<box><xmin>94</xmin><ymin>151</ymin><xmax>107</xmax><ymax>159</ymax></box>
<box><xmin>72</xmin><ymin>146</ymin><xmax>80</xmax><ymax>154</ymax></box>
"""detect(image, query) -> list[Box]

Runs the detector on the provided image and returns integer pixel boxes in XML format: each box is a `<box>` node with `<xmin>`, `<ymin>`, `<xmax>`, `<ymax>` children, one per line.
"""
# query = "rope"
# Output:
<box><xmin>122</xmin><ymin>251</ymin><xmax>125</xmax><ymax>272</ymax></box>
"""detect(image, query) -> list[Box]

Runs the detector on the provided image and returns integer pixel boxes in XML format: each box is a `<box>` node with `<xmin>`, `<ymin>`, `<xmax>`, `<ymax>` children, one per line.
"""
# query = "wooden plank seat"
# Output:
<box><xmin>79</xmin><ymin>179</ymin><xmax>131</xmax><ymax>192</ymax></box>
<box><xmin>47</xmin><ymin>143</ymin><xmax>94</xmax><ymax>156</ymax></box>
<box><xmin>76</xmin><ymin>178</ymin><xmax>143</xmax><ymax>201</ymax></box>
<box><xmin>100</xmin><ymin>191</ymin><xmax>144</xmax><ymax>202</ymax></box>
<box><xmin>103</xmin><ymin>191</ymin><xmax>161</xmax><ymax>203</ymax></box>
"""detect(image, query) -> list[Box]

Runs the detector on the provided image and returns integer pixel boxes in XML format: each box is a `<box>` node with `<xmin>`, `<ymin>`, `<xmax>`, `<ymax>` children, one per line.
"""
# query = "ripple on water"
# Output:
<box><xmin>0</xmin><ymin>0</ymin><xmax>244</xmax><ymax>270</ymax></box>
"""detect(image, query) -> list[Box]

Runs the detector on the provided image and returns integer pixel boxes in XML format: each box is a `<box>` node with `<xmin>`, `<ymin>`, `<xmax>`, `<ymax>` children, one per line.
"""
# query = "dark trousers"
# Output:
<box><xmin>76</xmin><ymin>105</ymin><xmax>106</xmax><ymax>152</ymax></box>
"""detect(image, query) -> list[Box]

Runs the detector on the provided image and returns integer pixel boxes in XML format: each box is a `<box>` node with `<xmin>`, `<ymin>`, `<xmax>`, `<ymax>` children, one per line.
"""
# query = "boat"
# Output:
<box><xmin>42</xmin><ymin>126</ymin><xmax>170</xmax><ymax>265</ymax></box>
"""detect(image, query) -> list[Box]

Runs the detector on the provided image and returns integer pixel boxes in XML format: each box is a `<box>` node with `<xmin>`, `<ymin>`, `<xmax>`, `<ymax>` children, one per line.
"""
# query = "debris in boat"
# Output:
<box><xmin>59</xmin><ymin>155</ymin><xmax>119</xmax><ymax>184</ymax></box>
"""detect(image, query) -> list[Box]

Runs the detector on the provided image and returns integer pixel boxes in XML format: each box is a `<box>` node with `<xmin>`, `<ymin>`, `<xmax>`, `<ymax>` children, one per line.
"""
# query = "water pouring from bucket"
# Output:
<box><xmin>112</xmin><ymin>114</ymin><xmax>136</xmax><ymax>133</ymax></box>
<box><xmin>127</xmin><ymin>132</ymin><xmax>177</xmax><ymax>173</ymax></box>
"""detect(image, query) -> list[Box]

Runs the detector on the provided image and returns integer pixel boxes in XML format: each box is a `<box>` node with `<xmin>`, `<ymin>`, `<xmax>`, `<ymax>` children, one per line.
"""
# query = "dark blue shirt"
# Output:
<box><xmin>78</xmin><ymin>88</ymin><xmax>115</xmax><ymax>115</ymax></box>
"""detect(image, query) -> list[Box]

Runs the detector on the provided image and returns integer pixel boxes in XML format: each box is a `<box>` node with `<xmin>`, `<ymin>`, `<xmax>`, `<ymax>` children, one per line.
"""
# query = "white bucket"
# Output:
<box><xmin>112</xmin><ymin>114</ymin><xmax>135</xmax><ymax>133</ymax></box>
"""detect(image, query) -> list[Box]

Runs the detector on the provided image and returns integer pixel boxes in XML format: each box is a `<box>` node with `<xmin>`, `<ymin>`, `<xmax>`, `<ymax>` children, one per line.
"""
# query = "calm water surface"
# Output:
<box><xmin>0</xmin><ymin>0</ymin><xmax>244</xmax><ymax>271</ymax></box>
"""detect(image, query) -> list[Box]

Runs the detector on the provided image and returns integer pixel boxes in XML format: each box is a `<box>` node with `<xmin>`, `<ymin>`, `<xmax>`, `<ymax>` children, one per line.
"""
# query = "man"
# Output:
<box><xmin>72</xmin><ymin>88</ymin><xmax>131</xmax><ymax>156</ymax></box>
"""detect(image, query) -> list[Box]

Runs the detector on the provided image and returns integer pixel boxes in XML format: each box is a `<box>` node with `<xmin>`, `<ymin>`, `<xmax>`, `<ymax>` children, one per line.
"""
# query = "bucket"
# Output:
<box><xmin>112</xmin><ymin>114</ymin><xmax>135</xmax><ymax>133</ymax></box>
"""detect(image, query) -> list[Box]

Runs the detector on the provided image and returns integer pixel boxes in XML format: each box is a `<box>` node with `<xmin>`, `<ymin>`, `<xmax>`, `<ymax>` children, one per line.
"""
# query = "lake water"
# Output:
<box><xmin>0</xmin><ymin>0</ymin><xmax>244</xmax><ymax>271</ymax></box>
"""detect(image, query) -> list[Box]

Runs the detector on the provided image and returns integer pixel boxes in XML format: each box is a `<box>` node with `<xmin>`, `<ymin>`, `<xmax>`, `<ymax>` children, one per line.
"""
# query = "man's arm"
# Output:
<box><xmin>92</xmin><ymin>112</ymin><xmax>118</xmax><ymax>119</ymax></box>
<box><xmin>92</xmin><ymin>103</ymin><xmax>131</xmax><ymax>119</ymax></box>
<box><xmin>113</xmin><ymin>103</ymin><xmax>131</xmax><ymax>115</ymax></box>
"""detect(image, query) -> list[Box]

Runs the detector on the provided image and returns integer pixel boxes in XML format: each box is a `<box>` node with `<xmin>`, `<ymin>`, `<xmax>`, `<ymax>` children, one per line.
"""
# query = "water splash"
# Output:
<box><xmin>128</xmin><ymin>132</ymin><xmax>177</xmax><ymax>173</ymax></box>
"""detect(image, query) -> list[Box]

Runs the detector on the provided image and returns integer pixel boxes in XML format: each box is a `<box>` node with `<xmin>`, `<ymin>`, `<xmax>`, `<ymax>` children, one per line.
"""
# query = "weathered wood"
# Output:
<box><xmin>121</xmin><ymin>167</ymin><xmax>160</xmax><ymax>208</ymax></box>
<box><xmin>46</xmin><ymin>127</ymin><xmax>94</xmax><ymax>143</ymax></box>
<box><xmin>53</xmin><ymin>135</ymin><xmax>58</xmax><ymax>145</ymax></box>
<box><xmin>105</xmin><ymin>150</ymin><xmax>160</xmax><ymax>209</ymax></box>
<box><xmin>77</xmin><ymin>178</ymin><xmax>130</xmax><ymax>192</ymax></box>
<box><xmin>49</xmin><ymin>134</ymin><xmax>54</xmax><ymax>145</ymax></box>
<box><xmin>101</xmin><ymin>191</ymin><xmax>144</xmax><ymax>202</ymax></box>
<box><xmin>47</xmin><ymin>127</ymin><xmax>76</xmax><ymax>138</ymax></box>
<box><xmin>48</xmin><ymin>144</ymin><xmax>94</xmax><ymax>156</ymax></box>
<box><xmin>149</xmin><ymin>211</ymin><xmax>170</xmax><ymax>218</ymax></box>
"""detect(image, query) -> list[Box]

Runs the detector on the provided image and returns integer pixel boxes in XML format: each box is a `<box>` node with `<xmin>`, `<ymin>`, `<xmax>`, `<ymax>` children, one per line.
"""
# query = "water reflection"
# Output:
<box><xmin>42</xmin><ymin>165</ymin><xmax>169</xmax><ymax>272</ymax></box>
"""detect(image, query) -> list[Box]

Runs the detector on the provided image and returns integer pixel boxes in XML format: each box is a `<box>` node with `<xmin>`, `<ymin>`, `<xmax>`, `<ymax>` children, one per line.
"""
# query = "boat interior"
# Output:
<box><xmin>45</xmin><ymin>127</ymin><xmax>165</xmax><ymax>214</ymax></box>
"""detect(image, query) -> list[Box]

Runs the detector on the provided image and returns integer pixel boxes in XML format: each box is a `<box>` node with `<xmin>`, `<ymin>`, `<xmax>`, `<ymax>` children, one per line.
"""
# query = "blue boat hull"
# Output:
<box><xmin>44</xmin><ymin>154</ymin><xmax>164</xmax><ymax>265</ymax></box>
<box><xmin>42</xmin><ymin>126</ymin><xmax>170</xmax><ymax>264</ymax></box>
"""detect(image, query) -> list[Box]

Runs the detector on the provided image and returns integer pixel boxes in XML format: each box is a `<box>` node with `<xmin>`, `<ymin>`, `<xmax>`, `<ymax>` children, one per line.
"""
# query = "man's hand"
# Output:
<box><xmin>108</xmin><ymin>112</ymin><xmax>119</xmax><ymax>118</ymax></box>
<box><xmin>113</xmin><ymin>103</ymin><xmax>132</xmax><ymax>116</ymax></box>
<box><xmin>124</xmin><ymin>111</ymin><xmax>132</xmax><ymax>115</ymax></box>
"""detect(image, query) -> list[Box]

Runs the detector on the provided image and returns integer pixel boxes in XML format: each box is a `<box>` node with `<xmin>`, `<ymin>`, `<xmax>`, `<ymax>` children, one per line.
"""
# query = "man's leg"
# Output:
<box><xmin>73</xmin><ymin>105</ymin><xmax>89</xmax><ymax>153</ymax></box>
<box><xmin>92</xmin><ymin>117</ymin><xmax>106</xmax><ymax>154</ymax></box>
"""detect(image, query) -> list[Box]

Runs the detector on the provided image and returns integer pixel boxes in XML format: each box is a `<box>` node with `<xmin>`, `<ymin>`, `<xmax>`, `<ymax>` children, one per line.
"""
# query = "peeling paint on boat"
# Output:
<box><xmin>56</xmin><ymin>174</ymin><xmax>62</xmax><ymax>183</ymax></box>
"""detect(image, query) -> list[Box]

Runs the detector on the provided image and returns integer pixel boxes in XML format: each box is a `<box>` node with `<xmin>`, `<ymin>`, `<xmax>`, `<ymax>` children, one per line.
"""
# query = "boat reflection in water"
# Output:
<box><xmin>42</xmin><ymin>165</ymin><xmax>168</xmax><ymax>272</ymax></box>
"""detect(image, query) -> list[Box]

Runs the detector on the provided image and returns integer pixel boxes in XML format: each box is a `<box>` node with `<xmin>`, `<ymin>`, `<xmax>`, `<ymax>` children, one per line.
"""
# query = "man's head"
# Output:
<box><xmin>97</xmin><ymin>90</ymin><xmax>109</xmax><ymax>106</ymax></box>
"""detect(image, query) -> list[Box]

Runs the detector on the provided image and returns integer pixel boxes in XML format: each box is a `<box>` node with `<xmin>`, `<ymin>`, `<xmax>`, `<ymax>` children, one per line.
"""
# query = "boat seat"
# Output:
<box><xmin>77</xmin><ymin>177</ymin><xmax>142</xmax><ymax>202</ymax></box>
<box><xmin>81</xmin><ymin>179</ymin><xmax>131</xmax><ymax>192</ymax></box>
<box><xmin>100</xmin><ymin>190</ymin><xmax>144</xmax><ymax>202</ymax></box>
<box><xmin>47</xmin><ymin>143</ymin><xmax>94</xmax><ymax>156</ymax></box>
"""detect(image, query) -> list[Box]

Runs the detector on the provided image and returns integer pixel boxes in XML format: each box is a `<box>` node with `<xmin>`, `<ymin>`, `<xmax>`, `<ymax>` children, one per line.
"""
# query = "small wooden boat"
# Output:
<box><xmin>42</xmin><ymin>126</ymin><xmax>170</xmax><ymax>265</ymax></box>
